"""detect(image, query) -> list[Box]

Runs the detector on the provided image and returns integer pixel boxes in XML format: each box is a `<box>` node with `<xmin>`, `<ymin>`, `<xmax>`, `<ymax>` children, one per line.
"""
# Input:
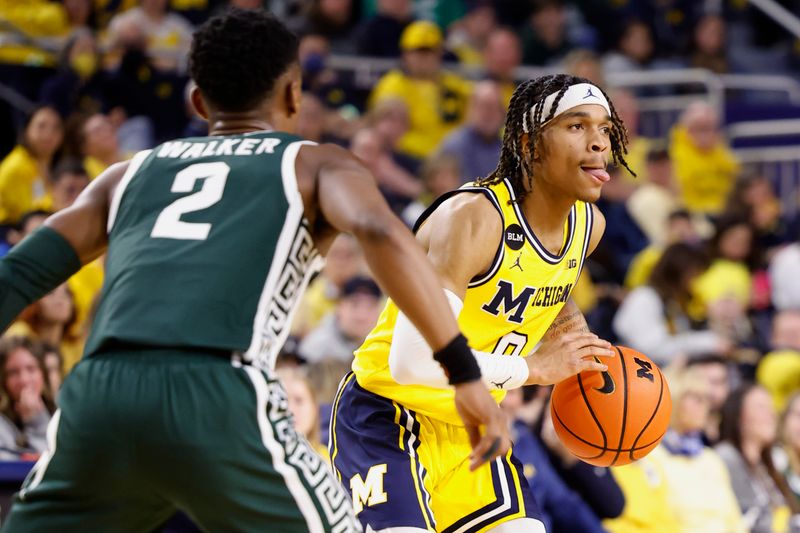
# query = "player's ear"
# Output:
<box><xmin>286</xmin><ymin>78</ymin><xmax>301</xmax><ymax>117</ymax></box>
<box><xmin>190</xmin><ymin>86</ymin><xmax>209</xmax><ymax>120</ymax></box>
<box><xmin>521</xmin><ymin>132</ymin><xmax>537</xmax><ymax>161</ymax></box>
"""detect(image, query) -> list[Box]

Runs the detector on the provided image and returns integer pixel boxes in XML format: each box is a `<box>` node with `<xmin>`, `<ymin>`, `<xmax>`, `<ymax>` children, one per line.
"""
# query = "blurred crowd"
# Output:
<box><xmin>3</xmin><ymin>0</ymin><xmax>800</xmax><ymax>531</ymax></box>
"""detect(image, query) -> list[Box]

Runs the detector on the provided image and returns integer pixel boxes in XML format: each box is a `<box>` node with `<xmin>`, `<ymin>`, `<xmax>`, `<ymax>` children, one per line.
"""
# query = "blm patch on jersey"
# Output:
<box><xmin>505</xmin><ymin>224</ymin><xmax>525</xmax><ymax>250</ymax></box>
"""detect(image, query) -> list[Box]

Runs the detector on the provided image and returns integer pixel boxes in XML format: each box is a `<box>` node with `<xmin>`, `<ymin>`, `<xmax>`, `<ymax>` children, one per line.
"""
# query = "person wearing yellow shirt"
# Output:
<box><xmin>369</xmin><ymin>21</ymin><xmax>472</xmax><ymax>159</ymax></box>
<box><xmin>670</xmin><ymin>101</ymin><xmax>740</xmax><ymax>216</ymax></box>
<box><xmin>625</xmin><ymin>209</ymin><xmax>698</xmax><ymax>289</ymax></box>
<box><xmin>0</xmin><ymin>0</ymin><xmax>69</xmax><ymax>68</ymax></box>
<box><xmin>758</xmin><ymin>311</ymin><xmax>800</xmax><ymax>412</ymax></box>
<box><xmin>67</xmin><ymin>113</ymin><xmax>124</xmax><ymax>179</ymax></box>
<box><xmin>0</xmin><ymin>106</ymin><xmax>63</xmax><ymax>224</ymax></box>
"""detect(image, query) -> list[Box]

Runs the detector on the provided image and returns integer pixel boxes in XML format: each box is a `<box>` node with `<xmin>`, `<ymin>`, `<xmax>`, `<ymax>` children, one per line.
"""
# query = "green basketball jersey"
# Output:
<box><xmin>85</xmin><ymin>131</ymin><xmax>323</xmax><ymax>370</ymax></box>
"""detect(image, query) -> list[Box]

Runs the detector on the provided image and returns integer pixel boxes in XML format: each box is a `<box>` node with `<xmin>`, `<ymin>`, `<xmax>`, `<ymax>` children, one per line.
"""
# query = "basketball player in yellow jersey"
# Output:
<box><xmin>331</xmin><ymin>74</ymin><xmax>635</xmax><ymax>532</ymax></box>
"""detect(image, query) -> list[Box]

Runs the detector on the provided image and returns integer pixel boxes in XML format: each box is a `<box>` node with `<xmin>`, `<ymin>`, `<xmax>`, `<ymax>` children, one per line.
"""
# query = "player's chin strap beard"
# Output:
<box><xmin>522</xmin><ymin>82</ymin><xmax>611</xmax><ymax>133</ymax></box>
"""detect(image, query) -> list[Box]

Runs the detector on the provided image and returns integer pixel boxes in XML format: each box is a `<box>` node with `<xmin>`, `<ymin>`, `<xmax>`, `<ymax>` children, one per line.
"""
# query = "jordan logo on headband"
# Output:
<box><xmin>583</xmin><ymin>87</ymin><xmax>598</xmax><ymax>100</ymax></box>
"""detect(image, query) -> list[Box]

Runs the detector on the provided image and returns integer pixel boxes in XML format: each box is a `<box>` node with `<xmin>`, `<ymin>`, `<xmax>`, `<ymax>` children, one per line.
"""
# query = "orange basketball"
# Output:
<box><xmin>550</xmin><ymin>346</ymin><xmax>671</xmax><ymax>467</ymax></box>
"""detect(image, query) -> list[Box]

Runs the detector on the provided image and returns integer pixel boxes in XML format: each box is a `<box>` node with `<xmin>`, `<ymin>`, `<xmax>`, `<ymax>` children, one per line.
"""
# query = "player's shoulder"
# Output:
<box><xmin>418</xmin><ymin>188</ymin><xmax>503</xmax><ymax>246</ymax></box>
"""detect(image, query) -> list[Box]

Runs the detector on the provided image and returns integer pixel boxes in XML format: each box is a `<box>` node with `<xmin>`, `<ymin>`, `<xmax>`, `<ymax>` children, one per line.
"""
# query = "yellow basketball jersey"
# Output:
<box><xmin>352</xmin><ymin>179</ymin><xmax>595</xmax><ymax>425</ymax></box>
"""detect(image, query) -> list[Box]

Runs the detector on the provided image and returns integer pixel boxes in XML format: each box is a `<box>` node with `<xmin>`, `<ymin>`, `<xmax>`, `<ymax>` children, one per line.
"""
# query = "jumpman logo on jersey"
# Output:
<box><xmin>583</xmin><ymin>87</ymin><xmax>599</xmax><ymax>100</ymax></box>
<box><xmin>491</xmin><ymin>376</ymin><xmax>512</xmax><ymax>389</ymax></box>
<box><xmin>511</xmin><ymin>253</ymin><xmax>523</xmax><ymax>271</ymax></box>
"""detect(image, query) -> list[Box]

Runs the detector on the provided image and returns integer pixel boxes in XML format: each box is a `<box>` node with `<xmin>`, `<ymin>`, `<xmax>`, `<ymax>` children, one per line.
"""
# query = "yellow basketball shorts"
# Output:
<box><xmin>329</xmin><ymin>373</ymin><xmax>541</xmax><ymax>532</ymax></box>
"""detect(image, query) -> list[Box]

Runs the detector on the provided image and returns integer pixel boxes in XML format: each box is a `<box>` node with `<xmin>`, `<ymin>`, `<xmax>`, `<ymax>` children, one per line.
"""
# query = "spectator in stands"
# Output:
<box><xmin>49</xmin><ymin>159</ymin><xmax>90</xmax><ymax>213</ymax></box>
<box><xmin>296</xmin><ymin>92</ymin><xmax>327</xmax><ymax>143</ymax></box>
<box><xmin>0</xmin><ymin>105</ymin><xmax>63</xmax><ymax>225</ymax></box>
<box><xmin>365</xmin><ymin>98</ymin><xmax>417</xmax><ymax>174</ymax></box>
<box><xmin>649</xmin><ymin>366</ymin><xmax>746</xmax><ymax>532</ymax></box>
<box><xmin>104</xmin><ymin>15</ymin><xmax>183</xmax><ymax>147</ymax></box>
<box><xmin>717</xmin><ymin>383</ymin><xmax>800</xmax><ymax>533</ymax></box>
<box><xmin>520</xmin><ymin>0</ymin><xmax>574</xmax><ymax>66</ymax></box>
<box><xmin>563</xmin><ymin>48</ymin><xmax>605</xmax><ymax>88</ymax></box>
<box><xmin>686</xmin><ymin>354</ymin><xmax>734</xmax><ymax>444</ymax></box>
<box><xmin>604</xmin><ymin>455</ymin><xmax>681</xmax><ymax>533</ymax></box>
<box><xmin>775</xmin><ymin>392</ymin><xmax>800</xmax><ymax>505</ymax></box>
<box><xmin>602</xmin><ymin>19</ymin><xmax>655</xmax><ymax>76</ymax></box>
<box><xmin>355</xmin><ymin>0</ymin><xmax>413</xmax><ymax>58</ymax></box>
<box><xmin>39</xmin><ymin>29</ymin><xmax>106</xmax><ymax>120</ymax></box>
<box><xmin>65</xmin><ymin>113</ymin><xmax>124</xmax><ymax>178</ymax></box>
<box><xmin>694</xmin><ymin>218</ymin><xmax>758</xmax><ymax>351</ymax></box>
<box><xmin>770</xmin><ymin>240</ymin><xmax>800</xmax><ymax>311</ymax></box>
<box><xmin>308</xmin><ymin>357</ymin><xmax>353</xmax><ymax>447</ymax></box>
<box><xmin>401</xmin><ymin>152</ymin><xmax>461</xmax><ymax>227</ymax></box>
<box><xmin>689</xmin><ymin>14</ymin><xmax>729</xmax><ymax>74</ymax></box>
<box><xmin>350</xmin><ymin>127</ymin><xmax>421</xmax><ymax>211</ymax></box>
<box><xmin>298</xmin><ymin>276</ymin><xmax>382</xmax><ymax>364</ymax></box>
<box><xmin>607</xmin><ymin>88</ymin><xmax>650</xmax><ymax>182</ymax></box>
<box><xmin>625</xmin><ymin>209</ymin><xmax>699</xmax><ymax>289</ymax></box>
<box><xmin>0</xmin><ymin>337</ymin><xmax>55</xmax><ymax>460</ymax></box>
<box><xmin>614</xmin><ymin>243</ymin><xmax>729</xmax><ymax>367</ymax></box>
<box><xmin>439</xmin><ymin>80</ymin><xmax>504</xmax><ymax>184</ymax></box>
<box><xmin>447</xmin><ymin>0</ymin><xmax>496</xmax><ymax>67</ymax></box>
<box><xmin>369</xmin><ymin>20</ymin><xmax>472</xmax><ymax>159</ymax></box>
<box><xmin>276</xmin><ymin>366</ymin><xmax>327</xmax><ymax>459</ymax></box>
<box><xmin>41</xmin><ymin>344</ymin><xmax>64</xmax><ymax>398</ymax></box>
<box><xmin>292</xmin><ymin>234</ymin><xmax>366</xmax><ymax>336</ymax></box>
<box><xmin>670</xmin><ymin>101</ymin><xmax>740</xmax><ymax>217</ymax></box>
<box><xmin>0</xmin><ymin>0</ymin><xmax>69</xmax><ymax>100</ymax></box>
<box><xmin>539</xmin><ymin>397</ymin><xmax>625</xmax><ymax>522</ymax></box>
<box><xmin>63</xmin><ymin>0</ymin><xmax>94</xmax><ymax>30</ymax></box>
<box><xmin>299</xmin><ymin>33</ymin><xmax>359</xmax><ymax>113</ymax></box>
<box><xmin>500</xmin><ymin>388</ymin><xmax>608</xmax><ymax>533</ymax></box>
<box><xmin>6</xmin><ymin>283</ymin><xmax>83</xmax><ymax>372</ymax></box>
<box><xmin>482</xmin><ymin>27</ymin><xmax>521</xmax><ymax>106</ymax></box>
<box><xmin>2</xmin><ymin>210</ymin><xmax>51</xmax><ymax>255</ymax></box>
<box><xmin>290</xmin><ymin>0</ymin><xmax>360</xmax><ymax>54</ymax></box>
<box><xmin>626</xmin><ymin>143</ymin><xmax>679</xmax><ymax>246</ymax></box>
<box><xmin>108</xmin><ymin>0</ymin><xmax>193</xmax><ymax>74</ymax></box>
<box><xmin>758</xmin><ymin>310</ymin><xmax>800</xmax><ymax>411</ymax></box>
<box><xmin>727</xmin><ymin>173</ymin><xmax>798</xmax><ymax>258</ymax></box>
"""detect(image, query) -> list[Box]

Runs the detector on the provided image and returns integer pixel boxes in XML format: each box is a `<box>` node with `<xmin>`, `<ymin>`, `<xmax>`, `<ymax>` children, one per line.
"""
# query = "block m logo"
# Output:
<box><xmin>481</xmin><ymin>280</ymin><xmax>537</xmax><ymax>324</ymax></box>
<box><xmin>350</xmin><ymin>464</ymin><xmax>388</xmax><ymax>515</ymax></box>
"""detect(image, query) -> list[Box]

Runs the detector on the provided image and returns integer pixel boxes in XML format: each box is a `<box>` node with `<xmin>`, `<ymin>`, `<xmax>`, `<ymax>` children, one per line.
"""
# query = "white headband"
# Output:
<box><xmin>523</xmin><ymin>83</ymin><xmax>611</xmax><ymax>132</ymax></box>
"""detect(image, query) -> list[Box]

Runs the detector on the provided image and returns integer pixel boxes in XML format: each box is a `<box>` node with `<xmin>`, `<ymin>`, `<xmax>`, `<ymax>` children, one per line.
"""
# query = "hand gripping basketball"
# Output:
<box><xmin>550</xmin><ymin>346</ymin><xmax>672</xmax><ymax>467</ymax></box>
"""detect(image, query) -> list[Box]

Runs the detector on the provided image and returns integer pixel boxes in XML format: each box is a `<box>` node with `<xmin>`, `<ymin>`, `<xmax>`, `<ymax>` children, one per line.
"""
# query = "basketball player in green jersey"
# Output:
<box><xmin>0</xmin><ymin>10</ymin><xmax>508</xmax><ymax>532</ymax></box>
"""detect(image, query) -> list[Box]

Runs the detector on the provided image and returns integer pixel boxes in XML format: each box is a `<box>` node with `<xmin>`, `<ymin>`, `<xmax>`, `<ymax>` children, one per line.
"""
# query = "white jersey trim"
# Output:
<box><xmin>107</xmin><ymin>149</ymin><xmax>152</xmax><ymax>234</ymax></box>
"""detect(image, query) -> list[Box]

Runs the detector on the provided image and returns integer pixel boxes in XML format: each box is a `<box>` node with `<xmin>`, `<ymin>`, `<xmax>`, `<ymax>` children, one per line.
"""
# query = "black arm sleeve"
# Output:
<box><xmin>0</xmin><ymin>226</ymin><xmax>82</xmax><ymax>331</ymax></box>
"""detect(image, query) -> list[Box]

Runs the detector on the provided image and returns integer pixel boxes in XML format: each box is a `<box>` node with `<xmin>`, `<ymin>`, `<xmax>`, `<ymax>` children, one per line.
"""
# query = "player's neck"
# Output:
<box><xmin>521</xmin><ymin>185</ymin><xmax>575</xmax><ymax>238</ymax></box>
<box><xmin>206</xmin><ymin>111</ymin><xmax>279</xmax><ymax>137</ymax></box>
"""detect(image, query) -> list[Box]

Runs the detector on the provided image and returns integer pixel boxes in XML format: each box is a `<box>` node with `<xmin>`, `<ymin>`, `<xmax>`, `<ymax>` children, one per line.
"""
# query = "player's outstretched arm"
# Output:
<box><xmin>307</xmin><ymin>144</ymin><xmax>509</xmax><ymax>469</ymax></box>
<box><xmin>0</xmin><ymin>161</ymin><xmax>125</xmax><ymax>331</ymax></box>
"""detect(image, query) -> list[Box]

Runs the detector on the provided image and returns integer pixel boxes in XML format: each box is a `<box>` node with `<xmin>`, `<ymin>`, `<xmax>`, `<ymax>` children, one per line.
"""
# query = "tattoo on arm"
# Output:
<box><xmin>544</xmin><ymin>309</ymin><xmax>590</xmax><ymax>340</ymax></box>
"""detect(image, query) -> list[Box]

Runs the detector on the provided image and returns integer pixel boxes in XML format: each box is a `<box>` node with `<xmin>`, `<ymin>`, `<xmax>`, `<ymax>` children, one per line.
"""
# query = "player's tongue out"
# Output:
<box><xmin>582</xmin><ymin>167</ymin><xmax>610</xmax><ymax>182</ymax></box>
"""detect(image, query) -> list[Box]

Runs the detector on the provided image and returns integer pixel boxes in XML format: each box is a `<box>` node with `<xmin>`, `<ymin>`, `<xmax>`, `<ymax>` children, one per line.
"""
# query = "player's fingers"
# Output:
<box><xmin>576</xmin><ymin>345</ymin><xmax>615</xmax><ymax>360</ymax></box>
<box><xmin>577</xmin><ymin>359</ymin><xmax>608</xmax><ymax>373</ymax></box>
<box><xmin>464</xmin><ymin>423</ymin><xmax>481</xmax><ymax>449</ymax></box>
<box><xmin>470</xmin><ymin>435</ymin><xmax>502</xmax><ymax>471</ymax></box>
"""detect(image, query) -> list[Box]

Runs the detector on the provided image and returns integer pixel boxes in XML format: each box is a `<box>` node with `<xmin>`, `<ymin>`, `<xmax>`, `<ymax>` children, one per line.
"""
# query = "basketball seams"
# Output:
<box><xmin>610</xmin><ymin>346</ymin><xmax>629</xmax><ymax>466</ymax></box>
<box><xmin>628</xmin><ymin>363</ymin><xmax>665</xmax><ymax>462</ymax></box>
<box><xmin>551</xmin><ymin>402</ymin><xmax>606</xmax><ymax>460</ymax></box>
<box><xmin>576</xmin><ymin>373</ymin><xmax>608</xmax><ymax>449</ymax></box>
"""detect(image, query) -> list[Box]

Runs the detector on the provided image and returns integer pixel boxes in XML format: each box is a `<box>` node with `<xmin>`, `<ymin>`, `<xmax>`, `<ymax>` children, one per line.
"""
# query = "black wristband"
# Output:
<box><xmin>433</xmin><ymin>334</ymin><xmax>481</xmax><ymax>385</ymax></box>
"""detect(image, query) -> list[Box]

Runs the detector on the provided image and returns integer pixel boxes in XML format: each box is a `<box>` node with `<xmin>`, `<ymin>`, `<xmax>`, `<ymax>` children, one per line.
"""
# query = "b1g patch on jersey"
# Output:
<box><xmin>505</xmin><ymin>224</ymin><xmax>525</xmax><ymax>250</ymax></box>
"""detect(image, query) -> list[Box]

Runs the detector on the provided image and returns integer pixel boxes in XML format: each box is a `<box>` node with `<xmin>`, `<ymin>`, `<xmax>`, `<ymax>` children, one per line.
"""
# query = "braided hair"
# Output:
<box><xmin>477</xmin><ymin>74</ymin><xmax>633</xmax><ymax>203</ymax></box>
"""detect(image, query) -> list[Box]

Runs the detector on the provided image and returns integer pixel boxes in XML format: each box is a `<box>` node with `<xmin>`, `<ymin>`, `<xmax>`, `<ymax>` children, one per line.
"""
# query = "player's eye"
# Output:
<box><xmin>569</xmin><ymin>123</ymin><xmax>583</xmax><ymax>131</ymax></box>
<box><xmin>600</xmin><ymin>126</ymin><xmax>611</xmax><ymax>135</ymax></box>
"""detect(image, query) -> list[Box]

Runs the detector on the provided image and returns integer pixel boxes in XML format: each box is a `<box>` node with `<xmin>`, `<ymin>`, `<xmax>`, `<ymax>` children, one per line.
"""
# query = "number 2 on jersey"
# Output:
<box><xmin>151</xmin><ymin>162</ymin><xmax>230</xmax><ymax>240</ymax></box>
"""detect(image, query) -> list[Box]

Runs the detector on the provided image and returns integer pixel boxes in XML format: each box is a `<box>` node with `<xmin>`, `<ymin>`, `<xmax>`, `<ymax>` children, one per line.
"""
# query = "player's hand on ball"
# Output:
<box><xmin>525</xmin><ymin>332</ymin><xmax>614</xmax><ymax>385</ymax></box>
<box><xmin>453</xmin><ymin>380</ymin><xmax>511</xmax><ymax>471</ymax></box>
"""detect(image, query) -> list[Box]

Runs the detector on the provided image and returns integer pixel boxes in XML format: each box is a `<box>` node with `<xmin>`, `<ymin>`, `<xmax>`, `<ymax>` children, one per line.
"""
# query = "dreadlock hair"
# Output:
<box><xmin>478</xmin><ymin>74</ymin><xmax>633</xmax><ymax>203</ymax></box>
